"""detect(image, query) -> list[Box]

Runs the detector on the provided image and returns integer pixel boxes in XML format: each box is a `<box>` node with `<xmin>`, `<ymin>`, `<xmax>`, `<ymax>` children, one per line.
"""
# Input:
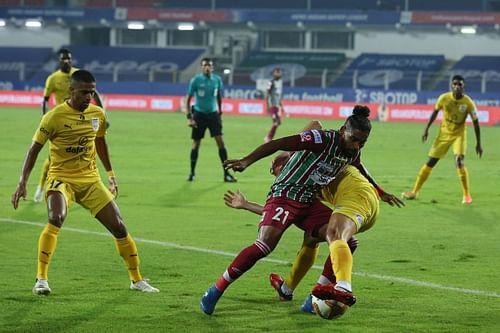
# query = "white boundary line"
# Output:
<box><xmin>2</xmin><ymin>217</ymin><xmax>499</xmax><ymax>299</ymax></box>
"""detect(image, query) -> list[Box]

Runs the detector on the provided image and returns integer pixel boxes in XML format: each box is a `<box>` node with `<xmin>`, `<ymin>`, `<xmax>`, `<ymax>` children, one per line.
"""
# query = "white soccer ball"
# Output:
<box><xmin>311</xmin><ymin>295</ymin><xmax>349</xmax><ymax>320</ymax></box>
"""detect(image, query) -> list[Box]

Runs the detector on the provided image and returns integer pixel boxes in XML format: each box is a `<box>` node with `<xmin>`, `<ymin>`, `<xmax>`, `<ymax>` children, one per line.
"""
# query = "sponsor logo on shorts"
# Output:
<box><xmin>355</xmin><ymin>214</ymin><xmax>364</xmax><ymax>224</ymax></box>
<box><xmin>39</xmin><ymin>127</ymin><xmax>49</xmax><ymax>135</ymax></box>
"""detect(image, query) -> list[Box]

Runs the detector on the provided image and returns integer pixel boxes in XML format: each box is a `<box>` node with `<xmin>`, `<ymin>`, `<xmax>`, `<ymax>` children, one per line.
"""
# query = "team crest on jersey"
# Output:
<box><xmin>458</xmin><ymin>105</ymin><xmax>467</xmax><ymax>113</ymax></box>
<box><xmin>300</xmin><ymin>130</ymin><xmax>322</xmax><ymax>143</ymax></box>
<box><xmin>91</xmin><ymin>118</ymin><xmax>99</xmax><ymax>131</ymax></box>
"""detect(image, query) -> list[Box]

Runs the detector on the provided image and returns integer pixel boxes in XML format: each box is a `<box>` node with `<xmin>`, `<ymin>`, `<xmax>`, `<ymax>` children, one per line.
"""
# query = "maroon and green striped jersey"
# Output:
<box><xmin>268</xmin><ymin>129</ymin><xmax>359</xmax><ymax>203</ymax></box>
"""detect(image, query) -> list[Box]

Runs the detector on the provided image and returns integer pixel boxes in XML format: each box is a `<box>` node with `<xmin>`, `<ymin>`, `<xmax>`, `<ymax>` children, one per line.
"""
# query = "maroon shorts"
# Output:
<box><xmin>268</xmin><ymin>106</ymin><xmax>279</xmax><ymax>115</ymax></box>
<box><xmin>259</xmin><ymin>196</ymin><xmax>331</xmax><ymax>237</ymax></box>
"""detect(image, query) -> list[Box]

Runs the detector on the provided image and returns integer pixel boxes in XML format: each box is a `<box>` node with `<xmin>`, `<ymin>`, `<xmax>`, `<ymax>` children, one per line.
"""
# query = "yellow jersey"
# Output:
<box><xmin>435</xmin><ymin>92</ymin><xmax>478</xmax><ymax>135</ymax></box>
<box><xmin>43</xmin><ymin>67</ymin><xmax>79</xmax><ymax>105</ymax></box>
<box><xmin>320</xmin><ymin>165</ymin><xmax>380</xmax><ymax>233</ymax></box>
<box><xmin>33</xmin><ymin>101</ymin><xmax>107</xmax><ymax>181</ymax></box>
<box><xmin>320</xmin><ymin>165</ymin><xmax>378</xmax><ymax>205</ymax></box>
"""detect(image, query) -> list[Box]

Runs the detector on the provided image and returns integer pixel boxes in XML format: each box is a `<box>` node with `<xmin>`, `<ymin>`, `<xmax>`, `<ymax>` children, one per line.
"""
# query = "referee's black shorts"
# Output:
<box><xmin>191</xmin><ymin>110</ymin><xmax>222</xmax><ymax>140</ymax></box>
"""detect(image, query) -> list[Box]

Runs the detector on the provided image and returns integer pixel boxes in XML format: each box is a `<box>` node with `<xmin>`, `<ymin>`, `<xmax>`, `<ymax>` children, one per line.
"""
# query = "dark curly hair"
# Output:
<box><xmin>345</xmin><ymin>105</ymin><xmax>371</xmax><ymax>132</ymax></box>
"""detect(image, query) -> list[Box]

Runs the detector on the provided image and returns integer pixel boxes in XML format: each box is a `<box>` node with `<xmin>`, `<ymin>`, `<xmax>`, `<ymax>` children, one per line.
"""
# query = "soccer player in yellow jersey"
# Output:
<box><xmin>223</xmin><ymin>163</ymin><xmax>389</xmax><ymax>318</ymax></box>
<box><xmin>11</xmin><ymin>70</ymin><xmax>158</xmax><ymax>295</ymax></box>
<box><xmin>33</xmin><ymin>48</ymin><xmax>104</xmax><ymax>203</ymax></box>
<box><xmin>402</xmin><ymin>75</ymin><xmax>483</xmax><ymax>204</ymax></box>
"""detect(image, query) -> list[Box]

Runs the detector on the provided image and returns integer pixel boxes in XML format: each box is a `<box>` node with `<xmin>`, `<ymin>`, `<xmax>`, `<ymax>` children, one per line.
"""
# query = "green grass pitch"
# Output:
<box><xmin>0</xmin><ymin>107</ymin><xmax>499</xmax><ymax>332</ymax></box>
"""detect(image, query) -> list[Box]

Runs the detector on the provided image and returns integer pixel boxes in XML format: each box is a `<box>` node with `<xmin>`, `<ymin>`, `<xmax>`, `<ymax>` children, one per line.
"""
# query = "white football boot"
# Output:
<box><xmin>33</xmin><ymin>279</ymin><xmax>51</xmax><ymax>295</ymax></box>
<box><xmin>130</xmin><ymin>279</ymin><xmax>159</xmax><ymax>293</ymax></box>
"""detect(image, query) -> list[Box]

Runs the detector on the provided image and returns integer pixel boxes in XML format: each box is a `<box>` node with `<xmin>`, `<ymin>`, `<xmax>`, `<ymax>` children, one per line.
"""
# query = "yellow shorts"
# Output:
<box><xmin>428</xmin><ymin>130</ymin><xmax>466</xmax><ymax>159</ymax></box>
<box><xmin>327</xmin><ymin>172</ymin><xmax>380</xmax><ymax>234</ymax></box>
<box><xmin>45</xmin><ymin>177</ymin><xmax>114</xmax><ymax>216</ymax></box>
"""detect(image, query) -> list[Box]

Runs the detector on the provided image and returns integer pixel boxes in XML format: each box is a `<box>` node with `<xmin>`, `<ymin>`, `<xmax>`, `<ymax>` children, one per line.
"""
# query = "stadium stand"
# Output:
<box><xmin>0</xmin><ymin>0</ymin><xmax>21</xmax><ymax>5</ymax></box>
<box><xmin>333</xmin><ymin>53</ymin><xmax>446</xmax><ymax>91</ymax></box>
<box><xmin>85</xmin><ymin>0</ymin><xmax>113</xmax><ymax>7</ymax></box>
<box><xmin>130</xmin><ymin>0</ymin><xmax>490</xmax><ymax>11</ymax></box>
<box><xmin>434</xmin><ymin>56</ymin><xmax>500</xmax><ymax>93</ymax></box>
<box><xmin>0</xmin><ymin>47</ymin><xmax>53</xmax><ymax>81</ymax></box>
<box><xmin>23</xmin><ymin>46</ymin><xmax>206</xmax><ymax>83</ymax></box>
<box><xmin>115</xmin><ymin>0</ymin><xmax>154</xmax><ymax>7</ymax></box>
<box><xmin>23</xmin><ymin>0</ymin><xmax>45</xmax><ymax>5</ymax></box>
<box><xmin>233</xmin><ymin>51</ymin><xmax>346</xmax><ymax>87</ymax></box>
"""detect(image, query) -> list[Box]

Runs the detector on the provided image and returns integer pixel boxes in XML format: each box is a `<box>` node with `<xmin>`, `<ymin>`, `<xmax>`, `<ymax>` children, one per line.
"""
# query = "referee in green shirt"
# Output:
<box><xmin>186</xmin><ymin>57</ymin><xmax>237</xmax><ymax>182</ymax></box>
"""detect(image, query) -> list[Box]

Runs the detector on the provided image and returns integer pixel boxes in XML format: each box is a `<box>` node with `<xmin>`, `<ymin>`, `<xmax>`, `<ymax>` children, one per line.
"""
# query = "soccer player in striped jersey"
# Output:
<box><xmin>200</xmin><ymin>105</ymin><xmax>389</xmax><ymax>315</ymax></box>
<box><xmin>222</xmin><ymin>126</ymin><xmax>403</xmax><ymax>316</ymax></box>
<box><xmin>402</xmin><ymin>75</ymin><xmax>482</xmax><ymax>204</ymax></box>
<box><xmin>264</xmin><ymin>67</ymin><xmax>284</xmax><ymax>143</ymax></box>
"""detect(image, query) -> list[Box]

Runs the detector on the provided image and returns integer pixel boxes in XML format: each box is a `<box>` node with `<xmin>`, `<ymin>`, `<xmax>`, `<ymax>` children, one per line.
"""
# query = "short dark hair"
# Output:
<box><xmin>71</xmin><ymin>70</ymin><xmax>95</xmax><ymax>84</ymax></box>
<box><xmin>58</xmin><ymin>48</ymin><xmax>71</xmax><ymax>57</ymax></box>
<box><xmin>345</xmin><ymin>105</ymin><xmax>371</xmax><ymax>132</ymax></box>
<box><xmin>201</xmin><ymin>57</ymin><xmax>213</xmax><ymax>64</ymax></box>
<box><xmin>452</xmin><ymin>74</ymin><xmax>465</xmax><ymax>83</ymax></box>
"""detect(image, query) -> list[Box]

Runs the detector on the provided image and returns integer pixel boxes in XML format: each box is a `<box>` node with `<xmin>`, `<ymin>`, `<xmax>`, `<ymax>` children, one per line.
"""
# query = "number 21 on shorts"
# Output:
<box><xmin>261</xmin><ymin>207</ymin><xmax>290</xmax><ymax>225</ymax></box>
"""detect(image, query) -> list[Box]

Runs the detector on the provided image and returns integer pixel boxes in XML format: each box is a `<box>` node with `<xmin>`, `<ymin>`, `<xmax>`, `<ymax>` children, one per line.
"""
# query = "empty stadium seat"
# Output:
<box><xmin>434</xmin><ymin>56</ymin><xmax>500</xmax><ymax>93</ymax></box>
<box><xmin>233</xmin><ymin>51</ymin><xmax>346</xmax><ymax>88</ymax></box>
<box><xmin>85</xmin><ymin>0</ymin><xmax>113</xmax><ymax>7</ymax></box>
<box><xmin>334</xmin><ymin>53</ymin><xmax>445</xmax><ymax>91</ymax></box>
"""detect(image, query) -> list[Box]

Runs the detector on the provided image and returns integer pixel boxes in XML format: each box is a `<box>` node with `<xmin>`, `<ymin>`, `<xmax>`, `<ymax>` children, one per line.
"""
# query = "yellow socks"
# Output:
<box><xmin>457</xmin><ymin>167</ymin><xmax>470</xmax><ymax>197</ymax></box>
<box><xmin>38</xmin><ymin>158</ymin><xmax>50</xmax><ymax>188</ymax></box>
<box><xmin>37</xmin><ymin>223</ymin><xmax>60</xmax><ymax>280</ymax></box>
<box><xmin>285</xmin><ymin>244</ymin><xmax>319</xmax><ymax>290</ymax></box>
<box><xmin>330</xmin><ymin>240</ymin><xmax>352</xmax><ymax>284</ymax></box>
<box><xmin>412</xmin><ymin>164</ymin><xmax>433</xmax><ymax>194</ymax></box>
<box><xmin>115</xmin><ymin>234</ymin><xmax>142</xmax><ymax>282</ymax></box>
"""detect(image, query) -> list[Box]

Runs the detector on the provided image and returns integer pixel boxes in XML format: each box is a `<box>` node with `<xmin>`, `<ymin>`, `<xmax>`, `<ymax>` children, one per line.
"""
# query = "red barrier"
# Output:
<box><xmin>1</xmin><ymin>90</ymin><xmax>499</xmax><ymax>126</ymax></box>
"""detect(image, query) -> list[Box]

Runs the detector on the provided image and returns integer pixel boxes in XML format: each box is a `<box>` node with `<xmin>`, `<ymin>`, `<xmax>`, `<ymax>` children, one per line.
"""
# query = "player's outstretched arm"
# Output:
<box><xmin>12</xmin><ymin>141</ymin><xmax>43</xmax><ymax>209</ymax></box>
<box><xmin>224</xmin><ymin>135</ymin><xmax>303</xmax><ymax>172</ymax></box>
<box><xmin>224</xmin><ymin>190</ymin><xmax>264</xmax><ymax>215</ymax></box>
